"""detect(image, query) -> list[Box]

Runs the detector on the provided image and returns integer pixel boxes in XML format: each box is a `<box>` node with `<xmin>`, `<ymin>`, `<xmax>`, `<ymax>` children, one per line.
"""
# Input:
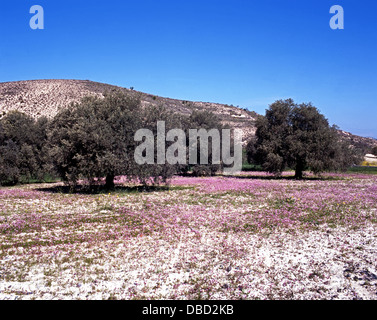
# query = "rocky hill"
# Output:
<box><xmin>0</xmin><ymin>79</ymin><xmax>376</xmax><ymax>151</ymax></box>
<box><xmin>338</xmin><ymin>130</ymin><xmax>377</xmax><ymax>154</ymax></box>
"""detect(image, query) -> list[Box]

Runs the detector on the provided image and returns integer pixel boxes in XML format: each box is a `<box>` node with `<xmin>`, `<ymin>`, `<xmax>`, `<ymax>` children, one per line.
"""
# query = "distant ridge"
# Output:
<box><xmin>1</xmin><ymin>79</ymin><xmax>376</xmax><ymax>151</ymax></box>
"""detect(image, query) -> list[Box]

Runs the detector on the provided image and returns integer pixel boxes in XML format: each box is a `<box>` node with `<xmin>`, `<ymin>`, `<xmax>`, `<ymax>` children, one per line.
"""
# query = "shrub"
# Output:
<box><xmin>0</xmin><ymin>111</ymin><xmax>50</xmax><ymax>185</ymax></box>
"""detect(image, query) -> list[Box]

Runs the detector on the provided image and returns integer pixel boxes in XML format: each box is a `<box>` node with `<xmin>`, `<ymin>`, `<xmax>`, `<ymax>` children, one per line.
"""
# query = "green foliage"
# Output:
<box><xmin>242</xmin><ymin>163</ymin><xmax>263</xmax><ymax>172</ymax></box>
<box><xmin>0</xmin><ymin>93</ymin><xmax>234</xmax><ymax>187</ymax></box>
<box><xmin>137</xmin><ymin>104</ymin><xmax>183</xmax><ymax>184</ymax></box>
<box><xmin>0</xmin><ymin>111</ymin><xmax>51</xmax><ymax>185</ymax></box>
<box><xmin>185</xmin><ymin>110</ymin><xmax>224</xmax><ymax>176</ymax></box>
<box><xmin>371</xmin><ymin>146</ymin><xmax>377</xmax><ymax>156</ymax></box>
<box><xmin>48</xmin><ymin>90</ymin><xmax>145</xmax><ymax>189</ymax></box>
<box><xmin>247</xmin><ymin>99</ymin><xmax>363</xmax><ymax>178</ymax></box>
<box><xmin>348</xmin><ymin>166</ymin><xmax>377</xmax><ymax>174</ymax></box>
<box><xmin>135</xmin><ymin>107</ymin><xmax>225</xmax><ymax>178</ymax></box>
<box><xmin>48</xmin><ymin>91</ymin><xmax>226</xmax><ymax>188</ymax></box>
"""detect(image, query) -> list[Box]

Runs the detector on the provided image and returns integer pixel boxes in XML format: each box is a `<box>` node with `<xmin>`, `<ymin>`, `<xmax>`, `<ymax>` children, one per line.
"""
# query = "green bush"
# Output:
<box><xmin>0</xmin><ymin>111</ymin><xmax>52</xmax><ymax>186</ymax></box>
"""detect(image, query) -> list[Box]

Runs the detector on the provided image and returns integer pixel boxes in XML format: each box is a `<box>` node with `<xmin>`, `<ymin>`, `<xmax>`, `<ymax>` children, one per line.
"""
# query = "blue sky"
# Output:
<box><xmin>1</xmin><ymin>0</ymin><xmax>376</xmax><ymax>138</ymax></box>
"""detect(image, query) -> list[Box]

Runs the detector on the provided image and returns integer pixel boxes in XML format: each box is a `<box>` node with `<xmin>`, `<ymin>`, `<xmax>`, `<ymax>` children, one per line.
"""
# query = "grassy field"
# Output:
<box><xmin>1</xmin><ymin>172</ymin><xmax>377</xmax><ymax>300</ymax></box>
<box><xmin>347</xmin><ymin>166</ymin><xmax>377</xmax><ymax>174</ymax></box>
<box><xmin>242</xmin><ymin>164</ymin><xmax>377</xmax><ymax>175</ymax></box>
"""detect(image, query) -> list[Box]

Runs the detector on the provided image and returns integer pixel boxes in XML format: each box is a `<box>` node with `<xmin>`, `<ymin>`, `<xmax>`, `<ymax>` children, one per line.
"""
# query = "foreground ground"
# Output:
<box><xmin>0</xmin><ymin>172</ymin><xmax>377</xmax><ymax>300</ymax></box>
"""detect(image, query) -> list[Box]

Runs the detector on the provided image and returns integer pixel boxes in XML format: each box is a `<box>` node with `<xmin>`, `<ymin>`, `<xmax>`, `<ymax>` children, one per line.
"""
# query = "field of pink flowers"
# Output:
<box><xmin>1</xmin><ymin>172</ymin><xmax>377</xmax><ymax>300</ymax></box>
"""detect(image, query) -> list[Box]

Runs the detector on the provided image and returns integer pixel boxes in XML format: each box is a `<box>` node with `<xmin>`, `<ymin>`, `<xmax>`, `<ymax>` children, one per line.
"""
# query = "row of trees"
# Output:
<box><xmin>0</xmin><ymin>93</ymin><xmax>364</xmax><ymax>187</ymax></box>
<box><xmin>0</xmin><ymin>90</ymin><xmax>224</xmax><ymax>187</ymax></box>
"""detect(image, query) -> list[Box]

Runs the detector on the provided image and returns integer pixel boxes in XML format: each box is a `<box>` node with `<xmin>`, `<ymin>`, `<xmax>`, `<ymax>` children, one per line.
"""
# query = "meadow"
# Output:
<box><xmin>1</xmin><ymin>171</ymin><xmax>377</xmax><ymax>300</ymax></box>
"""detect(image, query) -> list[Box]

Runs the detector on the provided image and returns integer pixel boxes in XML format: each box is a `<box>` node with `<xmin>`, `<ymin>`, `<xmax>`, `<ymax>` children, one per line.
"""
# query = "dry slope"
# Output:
<box><xmin>0</xmin><ymin>79</ymin><xmax>256</xmax><ymax>144</ymax></box>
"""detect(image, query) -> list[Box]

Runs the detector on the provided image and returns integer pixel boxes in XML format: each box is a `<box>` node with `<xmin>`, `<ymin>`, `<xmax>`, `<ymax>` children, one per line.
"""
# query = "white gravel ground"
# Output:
<box><xmin>1</xmin><ymin>223</ymin><xmax>376</xmax><ymax>300</ymax></box>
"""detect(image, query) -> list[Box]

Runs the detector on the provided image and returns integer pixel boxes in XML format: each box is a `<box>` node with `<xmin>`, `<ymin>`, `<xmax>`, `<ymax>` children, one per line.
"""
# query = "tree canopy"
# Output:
<box><xmin>0</xmin><ymin>111</ymin><xmax>49</xmax><ymax>185</ymax></box>
<box><xmin>47</xmin><ymin>90</ymin><xmax>226</xmax><ymax>190</ymax></box>
<box><xmin>185</xmin><ymin>110</ymin><xmax>225</xmax><ymax>176</ymax></box>
<box><xmin>247</xmin><ymin>99</ymin><xmax>362</xmax><ymax>178</ymax></box>
<box><xmin>48</xmin><ymin>90</ymin><xmax>144</xmax><ymax>189</ymax></box>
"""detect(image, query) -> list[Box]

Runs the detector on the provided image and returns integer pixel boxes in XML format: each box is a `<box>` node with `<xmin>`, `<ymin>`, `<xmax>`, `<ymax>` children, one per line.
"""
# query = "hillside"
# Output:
<box><xmin>338</xmin><ymin>130</ymin><xmax>377</xmax><ymax>154</ymax></box>
<box><xmin>0</xmin><ymin>79</ymin><xmax>257</xmax><ymax>144</ymax></box>
<box><xmin>0</xmin><ymin>79</ymin><xmax>376</xmax><ymax>151</ymax></box>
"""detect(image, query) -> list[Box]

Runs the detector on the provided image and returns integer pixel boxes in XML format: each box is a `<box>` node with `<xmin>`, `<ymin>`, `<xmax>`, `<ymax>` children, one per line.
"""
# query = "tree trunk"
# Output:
<box><xmin>294</xmin><ymin>161</ymin><xmax>304</xmax><ymax>179</ymax></box>
<box><xmin>105</xmin><ymin>174</ymin><xmax>115</xmax><ymax>190</ymax></box>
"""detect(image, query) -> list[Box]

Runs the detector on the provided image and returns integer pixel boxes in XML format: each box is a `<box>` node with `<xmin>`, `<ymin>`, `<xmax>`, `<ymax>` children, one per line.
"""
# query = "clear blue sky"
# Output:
<box><xmin>1</xmin><ymin>1</ymin><xmax>376</xmax><ymax>138</ymax></box>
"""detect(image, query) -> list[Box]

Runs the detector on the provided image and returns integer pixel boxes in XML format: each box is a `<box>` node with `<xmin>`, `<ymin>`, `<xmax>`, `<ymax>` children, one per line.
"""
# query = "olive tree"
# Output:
<box><xmin>247</xmin><ymin>99</ymin><xmax>362</xmax><ymax>178</ymax></box>
<box><xmin>0</xmin><ymin>111</ymin><xmax>49</xmax><ymax>185</ymax></box>
<box><xmin>48</xmin><ymin>90</ymin><xmax>144</xmax><ymax>189</ymax></box>
<box><xmin>184</xmin><ymin>110</ymin><xmax>225</xmax><ymax>176</ymax></box>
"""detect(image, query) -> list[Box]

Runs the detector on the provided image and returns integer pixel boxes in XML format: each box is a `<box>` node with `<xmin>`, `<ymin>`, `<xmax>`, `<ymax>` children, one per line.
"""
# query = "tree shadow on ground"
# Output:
<box><xmin>36</xmin><ymin>184</ymin><xmax>173</xmax><ymax>195</ymax></box>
